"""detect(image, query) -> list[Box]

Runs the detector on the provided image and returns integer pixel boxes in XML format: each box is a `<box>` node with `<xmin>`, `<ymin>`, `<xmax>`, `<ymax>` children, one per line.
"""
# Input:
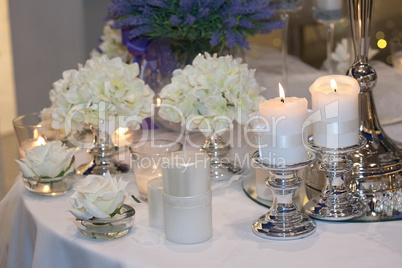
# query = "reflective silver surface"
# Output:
<box><xmin>251</xmin><ymin>151</ymin><xmax>316</xmax><ymax>240</ymax></box>
<box><xmin>306</xmin><ymin>0</ymin><xmax>402</xmax><ymax>218</ymax></box>
<box><xmin>346</xmin><ymin>0</ymin><xmax>402</xmax><ymax>205</ymax></box>
<box><xmin>201</xmin><ymin>134</ymin><xmax>243</xmax><ymax>181</ymax></box>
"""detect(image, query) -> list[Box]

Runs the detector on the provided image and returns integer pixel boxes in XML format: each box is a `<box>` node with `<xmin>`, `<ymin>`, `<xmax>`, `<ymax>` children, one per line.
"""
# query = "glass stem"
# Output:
<box><xmin>280</xmin><ymin>12</ymin><xmax>289</xmax><ymax>88</ymax></box>
<box><xmin>326</xmin><ymin>22</ymin><xmax>335</xmax><ymax>73</ymax></box>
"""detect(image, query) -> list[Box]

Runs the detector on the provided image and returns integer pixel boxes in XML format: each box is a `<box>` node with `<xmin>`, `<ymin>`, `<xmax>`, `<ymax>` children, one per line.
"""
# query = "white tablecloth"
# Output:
<box><xmin>1</xmin><ymin>47</ymin><xmax>402</xmax><ymax>268</ymax></box>
<box><xmin>1</xmin><ymin>171</ymin><xmax>402</xmax><ymax>268</ymax></box>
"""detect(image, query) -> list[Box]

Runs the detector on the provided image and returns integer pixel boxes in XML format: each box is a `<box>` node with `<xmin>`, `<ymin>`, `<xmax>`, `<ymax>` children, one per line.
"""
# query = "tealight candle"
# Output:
<box><xmin>309</xmin><ymin>75</ymin><xmax>360</xmax><ymax>148</ymax></box>
<box><xmin>19</xmin><ymin>136</ymin><xmax>46</xmax><ymax>158</ymax></box>
<box><xmin>258</xmin><ymin>84</ymin><xmax>308</xmax><ymax>165</ymax></box>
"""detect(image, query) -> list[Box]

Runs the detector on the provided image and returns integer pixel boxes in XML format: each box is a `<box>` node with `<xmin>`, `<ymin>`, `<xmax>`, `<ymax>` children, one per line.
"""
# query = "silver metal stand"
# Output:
<box><xmin>251</xmin><ymin>151</ymin><xmax>316</xmax><ymax>240</ymax></box>
<box><xmin>346</xmin><ymin>0</ymin><xmax>402</xmax><ymax>211</ymax></box>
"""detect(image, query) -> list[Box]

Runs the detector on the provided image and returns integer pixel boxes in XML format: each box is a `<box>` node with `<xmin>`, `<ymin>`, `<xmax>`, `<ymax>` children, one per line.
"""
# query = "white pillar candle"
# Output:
<box><xmin>147</xmin><ymin>177</ymin><xmax>164</xmax><ymax>229</ymax></box>
<box><xmin>162</xmin><ymin>151</ymin><xmax>210</xmax><ymax>197</ymax></box>
<box><xmin>309</xmin><ymin>75</ymin><xmax>360</xmax><ymax>148</ymax></box>
<box><xmin>317</xmin><ymin>0</ymin><xmax>342</xmax><ymax>10</ymax></box>
<box><xmin>258</xmin><ymin>84</ymin><xmax>308</xmax><ymax>165</ymax></box>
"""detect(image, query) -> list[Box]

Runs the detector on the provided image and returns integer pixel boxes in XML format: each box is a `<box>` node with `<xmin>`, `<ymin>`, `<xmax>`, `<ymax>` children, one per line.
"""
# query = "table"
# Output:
<box><xmin>1</xmin><ymin>47</ymin><xmax>402</xmax><ymax>268</ymax></box>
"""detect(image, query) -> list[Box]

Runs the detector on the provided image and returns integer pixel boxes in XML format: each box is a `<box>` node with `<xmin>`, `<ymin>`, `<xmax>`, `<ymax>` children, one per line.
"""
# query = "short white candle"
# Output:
<box><xmin>309</xmin><ymin>75</ymin><xmax>360</xmax><ymax>148</ymax></box>
<box><xmin>163</xmin><ymin>151</ymin><xmax>210</xmax><ymax>197</ymax></box>
<box><xmin>317</xmin><ymin>0</ymin><xmax>342</xmax><ymax>10</ymax></box>
<box><xmin>258</xmin><ymin>84</ymin><xmax>308</xmax><ymax>165</ymax></box>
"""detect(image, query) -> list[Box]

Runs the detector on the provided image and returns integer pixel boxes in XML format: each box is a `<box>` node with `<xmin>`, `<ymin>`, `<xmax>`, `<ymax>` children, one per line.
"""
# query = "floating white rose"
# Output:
<box><xmin>16</xmin><ymin>140</ymin><xmax>76</xmax><ymax>178</ymax></box>
<box><xmin>70</xmin><ymin>172</ymin><xmax>129</xmax><ymax>219</ymax></box>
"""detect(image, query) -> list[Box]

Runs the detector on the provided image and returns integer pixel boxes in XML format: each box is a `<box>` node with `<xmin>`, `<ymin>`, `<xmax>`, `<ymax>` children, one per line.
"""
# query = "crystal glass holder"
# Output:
<box><xmin>304</xmin><ymin>136</ymin><xmax>367</xmax><ymax>221</ymax></box>
<box><xmin>22</xmin><ymin>170</ymin><xmax>76</xmax><ymax>196</ymax></box>
<box><xmin>76</xmin><ymin>204</ymin><xmax>135</xmax><ymax>240</ymax></box>
<box><xmin>251</xmin><ymin>151</ymin><xmax>316</xmax><ymax>240</ymax></box>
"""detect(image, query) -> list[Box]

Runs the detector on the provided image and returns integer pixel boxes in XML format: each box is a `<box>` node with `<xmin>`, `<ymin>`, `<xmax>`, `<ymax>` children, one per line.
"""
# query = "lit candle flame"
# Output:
<box><xmin>279</xmin><ymin>83</ymin><xmax>285</xmax><ymax>103</ymax></box>
<box><xmin>156</xmin><ymin>97</ymin><xmax>161</xmax><ymax>108</ymax></box>
<box><xmin>330</xmin><ymin>79</ymin><xmax>337</xmax><ymax>93</ymax></box>
<box><xmin>36</xmin><ymin>136</ymin><xmax>46</xmax><ymax>146</ymax></box>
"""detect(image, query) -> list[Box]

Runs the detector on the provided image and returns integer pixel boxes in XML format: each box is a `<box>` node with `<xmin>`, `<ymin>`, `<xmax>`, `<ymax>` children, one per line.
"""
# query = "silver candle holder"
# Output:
<box><xmin>346</xmin><ymin>0</ymin><xmax>402</xmax><ymax>213</ymax></box>
<box><xmin>251</xmin><ymin>151</ymin><xmax>316</xmax><ymax>240</ymax></box>
<box><xmin>304</xmin><ymin>136</ymin><xmax>367</xmax><ymax>221</ymax></box>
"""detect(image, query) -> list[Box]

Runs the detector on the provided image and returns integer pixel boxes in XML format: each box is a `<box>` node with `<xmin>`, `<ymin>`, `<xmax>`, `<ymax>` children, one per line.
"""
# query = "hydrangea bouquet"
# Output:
<box><xmin>107</xmin><ymin>0</ymin><xmax>282</xmax><ymax>66</ymax></box>
<box><xmin>158</xmin><ymin>52</ymin><xmax>265</xmax><ymax>135</ymax></box>
<box><xmin>42</xmin><ymin>55</ymin><xmax>154</xmax><ymax>133</ymax></box>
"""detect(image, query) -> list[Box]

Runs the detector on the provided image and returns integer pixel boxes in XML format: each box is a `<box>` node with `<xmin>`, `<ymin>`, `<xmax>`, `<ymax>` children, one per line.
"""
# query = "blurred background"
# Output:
<box><xmin>0</xmin><ymin>0</ymin><xmax>401</xmax><ymax>198</ymax></box>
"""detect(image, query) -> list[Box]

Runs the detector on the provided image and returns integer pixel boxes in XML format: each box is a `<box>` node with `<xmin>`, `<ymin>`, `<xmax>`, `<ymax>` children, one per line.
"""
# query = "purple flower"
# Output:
<box><xmin>179</xmin><ymin>0</ymin><xmax>195</xmax><ymax>12</ymax></box>
<box><xmin>224</xmin><ymin>17</ymin><xmax>237</xmax><ymax>28</ymax></box>
<box><xmin>210</xmin><ymin>31</ymin><xmax>221</xmax><ymax>46</ymax></box>
<box><xmin>199</xmin><ymin>7</ymin><xmax>210</xmax><ymax>19</ymax></box>
<box><xmin>169</xmin><ymin>15</ymin><xmax>181</xmax><ymax>27</ymax></box>
<box><xmin>183</xmin><ymin>14</ymin><xmax>196</xmax><ymax>26</ymax></box>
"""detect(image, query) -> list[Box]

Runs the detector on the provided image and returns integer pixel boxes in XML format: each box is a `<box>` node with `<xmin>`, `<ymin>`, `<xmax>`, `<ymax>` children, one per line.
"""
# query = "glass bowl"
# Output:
<box><xmin>22</xmin><ymin>171</ymin><xmax>76</xmax><ymax>196</ymax></box>
<box><xmin>76</xmin><ymin>204</ymin><xmax>135</xmax><ymax>240</ymax></box>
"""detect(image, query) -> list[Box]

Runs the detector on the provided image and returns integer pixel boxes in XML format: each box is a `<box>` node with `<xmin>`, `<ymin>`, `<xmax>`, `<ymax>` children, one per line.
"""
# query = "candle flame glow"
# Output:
<box><xmin>36</xmin><ymin>137</ymin><xmax>46</xmax><ymax>146</ymax></box>
<box><xmin>156</xmin><ymin>97</ymin><xmax>161</xmax><ymax>107</ymax></box>
<box><xmin>330</xmin><ymin>79</ymin><xmax>337</xmax><ymax>92</ymax></box>
<box><xmin>279</xmin><ymin>83</ymin><xmax>285</xmax><ymax>103</ymax></box>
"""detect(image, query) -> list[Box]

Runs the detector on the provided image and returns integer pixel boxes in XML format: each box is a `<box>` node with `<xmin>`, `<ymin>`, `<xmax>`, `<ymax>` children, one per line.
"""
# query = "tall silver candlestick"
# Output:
<box><xmin>346</xmin><ymin>0</ymin><xmax>402</xmax><ymax>211</ymax></box>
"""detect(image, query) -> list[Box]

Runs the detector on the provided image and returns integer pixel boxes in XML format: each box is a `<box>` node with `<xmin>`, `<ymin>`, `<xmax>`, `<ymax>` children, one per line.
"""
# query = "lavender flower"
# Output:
<box><xmin>107</xmin><ymin>0</ymin><xmax>281</xmax><ymax>63</ymax></box>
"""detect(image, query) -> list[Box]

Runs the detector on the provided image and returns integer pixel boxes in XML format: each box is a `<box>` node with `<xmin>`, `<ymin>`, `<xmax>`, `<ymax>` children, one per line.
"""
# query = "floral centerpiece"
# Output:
<box><xmin>16</xmin><ymin>140</ymin><xmax>77</xmax><ymax>195</ymax></box>
<box><xmin>158</xmin><ymin>52</ymin><xmax>265</xmax><ymax>180</ymax></box>
<box><xmin>107</xmin><ymin>0</ymin><xmax>283</xmax><ymax>74</ymax></box>
<box><xmin>70</xmin><ymin>172</ymin><xmax>137</xmax><ymax>239</ymax></box>
<box><xmin>158</xmin><ymin>52</ymin><xmax>265</xmax><ymax>135</ymax></box>
<box><xmin>43</xmin><ymin>55</ymin><xmax>154</xmax><ymax>132</ymax></box>
<box><xmin>42</xmin><ymin>55</ymin><xmax>155</xmax><ymax>174</ymax></box>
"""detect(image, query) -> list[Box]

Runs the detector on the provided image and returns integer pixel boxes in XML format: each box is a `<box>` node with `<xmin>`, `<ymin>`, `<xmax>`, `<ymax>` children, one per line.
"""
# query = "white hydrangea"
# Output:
<box><xmin>158</xmin><ymin>53</ymin><xmax>265</xmax><ymax>135</ymax></box>
<box><xmin>48</xmin><ymin>55</ymin><xmax>154</xmax><ymax>132</ymax></box>
<box><xmin>90</xmin><ymin>20</ymin><xmax>131</xmax><ymax>63</ymax></box>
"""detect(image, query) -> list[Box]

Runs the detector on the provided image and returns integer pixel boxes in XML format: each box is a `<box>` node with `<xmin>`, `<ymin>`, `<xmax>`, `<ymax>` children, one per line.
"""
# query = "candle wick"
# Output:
<box><xmin>334</xmin><ymin>88</ymin><xmax>337</xmax><ymax>93</ymax></box>
<box><xmin>281</xmin><ymin>98</ymin><xmax>284</xmax><ymax>103</ymax></box>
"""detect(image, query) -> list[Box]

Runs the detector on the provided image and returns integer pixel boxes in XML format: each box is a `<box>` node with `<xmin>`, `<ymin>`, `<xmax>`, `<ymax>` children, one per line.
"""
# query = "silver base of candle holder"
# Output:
<box><xmin>201</xmin><ymin>134</ymin><xmax>243</xmax><ymax>181</ymax></box>
<box><xmin>251</xmin><ymin>151</ymin><xmax>316</xmax><ymax>240</ymax></box>
<box><xmin>304</xmin><ymin>136</ymin><xmax>367</xmax><ymax>221</ymax></box>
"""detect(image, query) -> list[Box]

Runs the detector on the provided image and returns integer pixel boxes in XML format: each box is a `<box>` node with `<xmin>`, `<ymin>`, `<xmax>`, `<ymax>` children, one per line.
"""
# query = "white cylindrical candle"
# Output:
<box><xmin>317</xmin><ymin>0</ymin><xmax>342</xmax><ymax>10</ymax></box>
<box><xmin>147</xmin><ymin>177</ymin><xmax>164</xmax><ymax>229</ymax></box>
<box><xmin>163</xmin><ymin>191</ymin><xmax>212</xmax><ymax>244</ymax></box>
<box><xmin>162</xmin><ymin>151</ymin><xmax>210</xmax><ymax>197</ymax></box>
<box><xmin>309</xmin><ymin>75</ymin><xmax>360</xmax><ymax>148</ymax></box>
<box><xmin>258</xmin><ymin>86</ymin><xmax>308</xmax><ymax>165</ymax></box>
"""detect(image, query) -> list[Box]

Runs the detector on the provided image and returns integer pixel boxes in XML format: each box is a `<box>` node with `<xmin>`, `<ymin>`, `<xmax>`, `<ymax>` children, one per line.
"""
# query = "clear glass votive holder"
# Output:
<box><xmin>130</xmin><ymin>139</ymin><xmax>182</xmax><ymax>201</ymax></box>
<box><xmin>163</xmin><ymin>190</ymin><xmax>212</xmax><ymax>244</ymax></box>
<box><xmin>76</xmin><ymin>204</ymin><xmax>135</xmax><ymax>240</ymax></box>
<box><xmin>22</xmin><ymin>170</ymin><xmax>76</xmax><ymax>196</ymax></box>
<box><xmin>13</xmin><ymin>112</ymin><xmax>62</xmax><ymax>158</ymax></box>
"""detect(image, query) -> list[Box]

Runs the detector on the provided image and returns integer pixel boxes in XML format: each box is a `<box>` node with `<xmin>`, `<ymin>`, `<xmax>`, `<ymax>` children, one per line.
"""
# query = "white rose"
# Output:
<box><xmin>70</xmin><ymin>172</ymin><xmax>129</xmax><ymax>219</ymax></box>
<box><xmin>16</xmin><ymin>140</ymin><xmax>76</xmax><ymax>178</ymax></box>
